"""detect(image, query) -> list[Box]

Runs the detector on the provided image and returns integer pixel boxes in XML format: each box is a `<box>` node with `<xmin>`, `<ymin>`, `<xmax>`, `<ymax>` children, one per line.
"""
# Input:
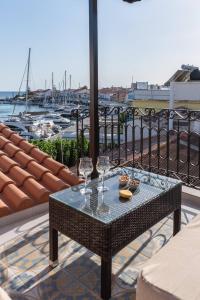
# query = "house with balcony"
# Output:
<box><xmin>1</xmin><ymin>103</ymin><xmax>200</xmax><ymax>300</ymax></box>
<box><xmin>1</xmin><ymin>1</ymin><xmax>200</xmax><ymax>300</ymax></box>
<box><xmin>127</xmin><ymin>65</ymin><xmax>200</xmax><ymax>110</ymax></box>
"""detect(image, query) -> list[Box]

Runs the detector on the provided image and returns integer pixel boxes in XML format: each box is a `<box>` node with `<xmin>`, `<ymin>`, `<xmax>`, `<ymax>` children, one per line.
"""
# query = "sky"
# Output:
<box><xmin>0</xmin><ymin>0</ymin><xmax>200</xmax><ymax>91</ymax></box>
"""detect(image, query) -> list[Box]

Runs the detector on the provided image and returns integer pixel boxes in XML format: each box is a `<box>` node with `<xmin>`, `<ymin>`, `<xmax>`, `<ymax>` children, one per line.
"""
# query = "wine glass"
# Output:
<box><xmin>97</xmin><ymin>192</ymin><xmax>110</xmax><ymax>216</ymax></box>
<box><xmin>79</xmin><ymin>157</ymin><xmax>93</xmax><ymax>194</ymax></box>
<box><xmin>96</xmin><ymin>156</ymin><xmax>110</xmax><ymax>192</ymax></box>
<box><xmin>80</xmin><ymin>194</ymin><xmax>93</xmax><ymax>215</ymax></box>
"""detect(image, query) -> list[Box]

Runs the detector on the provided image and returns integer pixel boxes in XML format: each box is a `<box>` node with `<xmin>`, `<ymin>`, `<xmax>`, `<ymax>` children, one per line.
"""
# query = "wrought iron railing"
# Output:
<box><xmin>71</xmin><ymin>107</ymin><xmax>200</xmax><ymax>190</ymax></box>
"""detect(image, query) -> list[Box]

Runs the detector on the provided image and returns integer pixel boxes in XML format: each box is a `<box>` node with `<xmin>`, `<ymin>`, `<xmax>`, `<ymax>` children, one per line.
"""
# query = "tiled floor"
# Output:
<box><xmin>0</xmin><ymin>206</ymin><xmax>198</xmax><ymax>300</ymax></box>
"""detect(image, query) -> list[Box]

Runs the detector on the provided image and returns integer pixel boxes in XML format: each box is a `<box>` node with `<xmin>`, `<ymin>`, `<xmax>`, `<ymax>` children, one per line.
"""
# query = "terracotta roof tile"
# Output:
<box><xmin>10</xmin><ymin>134</ymin><xmax>24</xmax><ymax>146</ymax></box>
<box><xmin>14</xmin><ymin>151</ymin><xmax>35</xmax><ymax>168</ymax></box>
<box><xmin>0</xmin><ymin>154</ymin><xmax>19</xmax><ymax>173</ymax></box>
<box><xmin>0</xmin><ymin>124</ymin><xmax>81</xmax><ymax>218</ymax></box>
<box><xmin>23</xmin><ymin>178</ymin><xmax>49</xmax><ymax>204</ymax></box>
<box><xmin>42</xmin><ymin>157</ymin><xmax>65</xmax><ymax>175</ymax></box>
<box><xmin>4</xmin><ymin>143</ymin><xmax>21</xmax><ymax>157</ymax></box>
<box><xmin>8</xmin><ymin>166</ymin><xmax>33</xmax><ymax>186</ymax></box>
<box><xmin>0</xmin><ymin>150</ymin><xmax>5</xmax><ymax>157</ymax></box>
<box><xmin>4</xmin><ymin>184</ymin><xmax>34</xmax><ymax>211</ymax></box>
<box><xmin>58</xmin><ymin>168</ymin><xmax>84</xmax><ymax>186</ymax></box>
<box><xmin>19</xmin><ymin>140</ymin><xmax>36</xmax><ymax>153</ymax></box>
<box><xmin>27</xmin><ymin>161</ymin><xmax>50</xmax><ymax>180</ymax></box>
<box><xmin>0</xmin><ymin>124</ymin><xmax>7</xmax><ymax>132</ymax></box>
<box><xmin>41</xmin><ymin>172</ymin><xmax>69</xmax><ymax>192</ymax></box>
<box><xmin>0</xmin><ymin>136</ymin><xmax>10</xmax><ymax>149</ymax></box>
<box><xmin>0</xmin><ymin>172</ymin><xmax>14</xmax><ymax>193</ymax></box>
<box><xmin>30</xmin><ymin>148</ymin><xmax>49</xmax><ymax>163</ymax></box>
<box><xmin>0</xmin><ymin>199</ymin><xmax>12</xmax><ymax>217</ymax></box>
<box><xmin>1</xmin><ymin>127</ymin><xmax>14</xmax><ymax>138</ymax></box>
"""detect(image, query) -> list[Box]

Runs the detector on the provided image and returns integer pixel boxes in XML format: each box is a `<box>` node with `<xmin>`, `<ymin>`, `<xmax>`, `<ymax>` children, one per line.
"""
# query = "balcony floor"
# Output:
<box><xmin>0</xmin><ymin>205</ymin><xmax>198</xmax><ymax>300</ymax></box>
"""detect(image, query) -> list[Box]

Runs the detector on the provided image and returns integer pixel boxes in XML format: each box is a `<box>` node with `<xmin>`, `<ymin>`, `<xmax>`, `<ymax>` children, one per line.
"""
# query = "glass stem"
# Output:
<box><xmin>85</xmin><ymin>174</ymin><xmax>87</xmax><ymax>191</ymax></box>
<box><xmin>102</xmin><ymin>172</ymin><xmax>105</xmax><ymax>190</ymax></box>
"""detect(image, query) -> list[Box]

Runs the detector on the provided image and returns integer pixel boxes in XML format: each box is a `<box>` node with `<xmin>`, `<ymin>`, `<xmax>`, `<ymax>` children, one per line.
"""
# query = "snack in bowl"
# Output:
<box><xmin>119</xmin><ymin>175</ymin><xmax>129</xmax><ymax>186</ymax></box>
<box><xmin>119</xmin><ymin>189</ymin><xmax>132</xmax><ymax>199</ymax></box>
<box><xmin>129</xmin><ymin>178</ymin><xmax>140</xmax><ymax>192</ymax></box>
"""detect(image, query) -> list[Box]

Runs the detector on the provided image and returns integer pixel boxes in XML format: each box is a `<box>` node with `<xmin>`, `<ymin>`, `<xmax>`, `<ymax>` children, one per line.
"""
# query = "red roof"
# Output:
<box><xmin>0</xmin><ymin>124</ymin><xmax>82</xmax><ymax>218</ymax></box>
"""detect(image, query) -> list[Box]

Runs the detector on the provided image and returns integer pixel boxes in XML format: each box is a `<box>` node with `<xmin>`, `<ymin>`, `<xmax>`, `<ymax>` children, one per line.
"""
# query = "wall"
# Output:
<box><xmin>131</xmin><ymin>89</ymin><xmax>170</xmax><ymax>101</ymax></box>
<box><xmin>173</xmin><ymin>82</ymin><xmax>200</xmax><ymax>101</ymax></box>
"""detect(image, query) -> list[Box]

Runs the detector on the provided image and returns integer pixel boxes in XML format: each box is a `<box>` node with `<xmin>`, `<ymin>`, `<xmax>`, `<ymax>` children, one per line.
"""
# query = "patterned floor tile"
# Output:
<box><xmin>1</xmin><ymin>206</ymin><xmax>198</xmax><ymax>299</ymax></box>
<box><xmin>111</xmin><ymin>291</ymin><xmax>136</xmax><ymax>300</ymax></box>
<box><xmin>23</xmin><ymin>270</ymin><xmax>99</xmax><ymax>300</ymax></box>
<box><xmin>112</xmin><ymin>275</ymin><xmax>136</xmax><ymax>299</ymax></box>
<box><xmin>162</xmin><ymin>210</ymin><xmax>196</xmax><ymax>228</ymax></box>
<box><xmin>79</xmin><ymin>264</ymin><xmax>104</xmax><ymax>294</ymax></box>
<box><xmin>112</xmin><ymin>247</ymin><xmax>136</xmax><ymax>269</ymax></box>
<box><xmin>0</xmin><ymin>260</ymin><xmax>10</xmax><ymax>285</ymax></box>
<box><xmin>3</xmin><ymin>236</ymin><xmax>48</xmax><ymax>274</ymax></box>
<box><xmin>2</xmin><ymin>273</ymin><xmax>25</xmax><ymax>292</ymax></box>
<box><xmin>128</xmin><ymin>222</ymin><xmax>174</xmax><ymax>258</ymax></box>
<box><xmin>134</xmin><ymin>234</ymin><xmax>170</xmax><ymax>258</ymax></box>
<box><xmin>61</xmin><ymin>251</ymin><xmax>100</xmax><ymax>280</ymax></box>
<box><xmin>26</xmin><ymin>226</ymin><xmax>83</xmax><ymax>265</ymax></box>
<box><xmin>23</xmin><ymin>226</ymin><xmax>49</xmax><ymax>249</ymax></box>
<box><xmin>79</xmin><ymin>263</ymin><xmax>138</xmax><ymax>299</ymax></box>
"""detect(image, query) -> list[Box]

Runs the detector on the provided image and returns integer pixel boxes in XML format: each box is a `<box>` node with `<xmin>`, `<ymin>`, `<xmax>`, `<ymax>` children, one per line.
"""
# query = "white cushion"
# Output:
<box><xmin>0</xmin><ymin>287</ymin><xmax>11</xmax><ymax>300</ymax></box>
<box><xmin>137</xmin><ymin>213</ymin><xmax>200</xmax><ymax>300</ymax></box>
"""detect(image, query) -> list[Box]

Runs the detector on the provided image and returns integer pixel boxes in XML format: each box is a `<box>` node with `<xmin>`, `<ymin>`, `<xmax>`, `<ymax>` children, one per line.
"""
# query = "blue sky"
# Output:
<box><xmin>0</xmin><ymin>0</ymin><xmax>200</xmax><ymax>90</ymax></box>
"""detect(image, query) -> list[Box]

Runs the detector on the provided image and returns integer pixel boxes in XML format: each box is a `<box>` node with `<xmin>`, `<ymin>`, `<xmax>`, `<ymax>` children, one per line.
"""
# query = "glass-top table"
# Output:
<box><xmin>51</xmin><ymin>168</ymin><xmax>181</xmax><ymax>224</ymax></box>
<box><xmin>49</xmin><ymin>168</ymin><xmax>182</xmax><ymax>300</ymax></box>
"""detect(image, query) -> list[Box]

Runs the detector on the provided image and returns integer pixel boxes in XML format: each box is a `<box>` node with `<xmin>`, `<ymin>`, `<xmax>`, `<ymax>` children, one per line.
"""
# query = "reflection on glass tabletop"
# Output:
<box><xmin>50</xmin><ymin>168</ymin><xmax>181</xmax><ymax>224</ymax></box>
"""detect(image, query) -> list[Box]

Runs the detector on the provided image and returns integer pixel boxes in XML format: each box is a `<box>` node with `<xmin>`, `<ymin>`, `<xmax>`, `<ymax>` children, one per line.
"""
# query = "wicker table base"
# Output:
<box><xmin>49</xmin><ymin>169</ymin><xmax>182</xmax><ymax>300</ymax></box>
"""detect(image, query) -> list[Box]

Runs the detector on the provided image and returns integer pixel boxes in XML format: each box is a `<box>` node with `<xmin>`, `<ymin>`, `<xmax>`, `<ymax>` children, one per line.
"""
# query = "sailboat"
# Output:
<box><xmin>4</xmin><ymin>49</ymin><xmax>59</xmax><ymax>139</ymax></box>
<box><xmin>42</xmin><ymin>72</ymin><xmax>59</xmax><ymax>109</ymax></box>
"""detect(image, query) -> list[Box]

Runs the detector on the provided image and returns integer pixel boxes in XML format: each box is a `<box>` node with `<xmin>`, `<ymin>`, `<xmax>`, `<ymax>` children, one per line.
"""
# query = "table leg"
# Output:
<box><xmin>49</xmin><ymin>226</ymin><xmax>58</xmax><ymax>267</ymax></box>
<box><xmin>173</xmin><ymin>208</ymin><xmax>181</xmax><ymax>236</ymax></box>
<box><xmin>101</xmin><ymin>256</ymin><xmax>112</xmax><ymax>300</ymax></box>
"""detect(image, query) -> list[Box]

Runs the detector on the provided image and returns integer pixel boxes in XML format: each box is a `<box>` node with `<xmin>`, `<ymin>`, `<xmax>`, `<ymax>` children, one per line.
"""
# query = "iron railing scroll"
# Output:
<box><xmin>71</xmin><ymin>107</ymin><xmax>200</xmax><ymax>190</ymax></box>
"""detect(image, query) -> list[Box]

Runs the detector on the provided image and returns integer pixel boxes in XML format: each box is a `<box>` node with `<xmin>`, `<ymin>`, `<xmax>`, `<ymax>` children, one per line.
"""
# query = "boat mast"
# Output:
<box><xmin>64</xmin><ymin>70</ymin><xmax>67</xmax><ymax>105</ymax></box>
<box><xmin>52</xmin><ymin>72</ymin><xmax>54</xmax><ymax>101</ymax></box>
<box><xmin>25</xmin><ymin>48</ymin><xmax>31</xmax><ymax>114</ymax></box>
<box><xmin>69</xmin><ymin>74</ymin><xmax>72</xmax><ymax>104</ymax></box>
<box><xmin>44</xmin><ymin>79</ymin><xmax>47</xmax><ymax>104</ymax></box>
<box><xmin>132</xmin><ymin>75</ymin><xmax>134</xmax><ymax>99</ymax></box>
<box><xmin>69</xmin><ymin>74</ymin><xmax>72</xmax><ymax>90</ymax></box>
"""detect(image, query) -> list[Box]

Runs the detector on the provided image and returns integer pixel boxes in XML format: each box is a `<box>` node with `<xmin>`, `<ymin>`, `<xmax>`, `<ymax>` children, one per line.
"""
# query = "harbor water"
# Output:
<box><xmin>0</xmin><ymin>103</ymin><xmax>47</xmax><ymax>121</ymax></box>
<box><xmin>0</xmin><ymin>91</ymin><xmax>18</xmax><ymax>99</ymax></box>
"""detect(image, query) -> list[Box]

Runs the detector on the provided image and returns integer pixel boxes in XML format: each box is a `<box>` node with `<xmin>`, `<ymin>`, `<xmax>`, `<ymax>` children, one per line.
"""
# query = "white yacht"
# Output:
<box><xmin>41</xmin><ymin>113</ymin><xmax>71</xmax><ymax>128</ymax></box>
<box><xmin>61</xmin><ymin>104</ymin><xmax>80</xmax><ymax>116</ymax></box>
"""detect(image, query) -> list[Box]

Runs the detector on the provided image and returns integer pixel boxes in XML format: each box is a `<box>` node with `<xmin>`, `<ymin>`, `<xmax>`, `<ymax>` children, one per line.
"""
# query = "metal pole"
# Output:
<box><xmin>169</xmin><ymin>81</ymin><xmax>174</xmax><ymax>130</ymax></box>
<box><xmin>64</xmin><ymin>70</ymin><xmax>67</xmax><ymax>105</ymax></box>
<box><xmin>69</xmin><ymin>74</ymin><xmax>72</xmax><ymax>90</ymax></box>
<box><xmin>25</xmin><ymin>48</ymin><xmax>31</xmax><ymax>114</ymax></box>
<box><xmin>52</xmin><ymin>72</ymin><xmax>54</xmax><ymax>100</ymax></box>
<box><xmin>89</xmin><ymin>0</ymin><xmax>99</xmax><ymax>178</ymax></box>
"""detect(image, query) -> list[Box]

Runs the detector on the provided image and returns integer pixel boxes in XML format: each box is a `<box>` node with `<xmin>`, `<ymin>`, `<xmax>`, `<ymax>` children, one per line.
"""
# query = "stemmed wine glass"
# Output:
<box><xmin>96</xmin><ymin>156</ymin><xmax>110</xmax><ymax>192</ymax></box>
<box><xmin>79</xmin><ymin>157</ymin><xmax>93</xmax><ymax>194</ymax></box>
<box><xmin>97</xmin><ymin>192</ymin><xmax>110</xmax><ymax>216</ymax></box>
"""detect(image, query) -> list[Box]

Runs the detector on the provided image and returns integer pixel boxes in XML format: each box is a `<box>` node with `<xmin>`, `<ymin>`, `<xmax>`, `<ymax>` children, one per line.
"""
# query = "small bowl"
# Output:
<box><xmin>129</xmin><ymin>178</ymin><xmax>140</xmax><ymax>191</ymax></box>
<box><xmin>119</xmin><ymin>175</ymin><xmax>129</xmax><ymax>186</ymax></box>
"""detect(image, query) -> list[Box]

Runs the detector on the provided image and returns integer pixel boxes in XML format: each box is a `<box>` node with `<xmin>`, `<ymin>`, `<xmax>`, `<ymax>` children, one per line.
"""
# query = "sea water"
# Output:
<box><xmin>0</xmin><ymin>91</ymin><xmax>18</xmax><ymax>99</ymax></box>
<box><xmin>0</xmin><ymin>91</ymin><xmax>47</xmax><ymax>120</ymax></box>
<box><xmin>0</xmin><ymin>103</ymin><xmax>47</xmax><ymax>119</ymax></box>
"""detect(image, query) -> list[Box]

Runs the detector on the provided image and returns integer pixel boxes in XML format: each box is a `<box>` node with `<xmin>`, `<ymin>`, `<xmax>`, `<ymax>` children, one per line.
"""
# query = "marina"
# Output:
<box><xmin>0</xmin><ymin>103</ymin><xmax>78</xmax><ymax>140</ymax></box>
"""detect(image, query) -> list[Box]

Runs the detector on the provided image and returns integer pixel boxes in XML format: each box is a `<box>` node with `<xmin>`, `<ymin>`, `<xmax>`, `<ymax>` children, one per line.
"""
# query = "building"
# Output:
<box><xmin>126</xmin><ymin>65</ymin><xmax>200</xmax><ymax>109</ymax></box>
<box><xmin>99</xmin><ymin>87</ymin><xmax>128</xmax><ymax>103</ymax></box>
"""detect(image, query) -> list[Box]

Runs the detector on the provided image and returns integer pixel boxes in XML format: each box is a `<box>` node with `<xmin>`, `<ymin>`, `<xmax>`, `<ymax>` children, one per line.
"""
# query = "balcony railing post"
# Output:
<box><xmin>75</xmin><ymin>109</ymin><xmax>80</xmax><ymax>175</ymax></box>
<box><xmin>89</xmin><ymin>0</ymin><xmax>99</xmax><ymax>178</ymax></box>
<box><xmin>187</xmin><ymin>112</ymin><xmax>191</xmax><ymax>185</ymax></box>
